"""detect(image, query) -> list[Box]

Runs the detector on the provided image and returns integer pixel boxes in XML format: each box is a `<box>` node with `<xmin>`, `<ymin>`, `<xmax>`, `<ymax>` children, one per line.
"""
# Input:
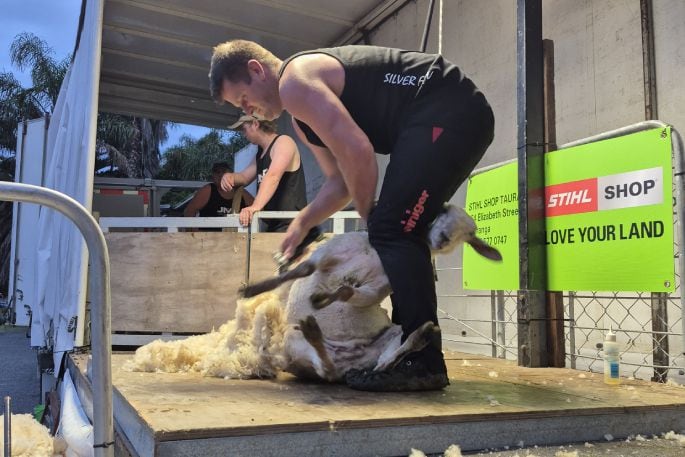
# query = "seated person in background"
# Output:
<box><xmin>221</xmin><ymin>115</ymin><xmax>319</xmax><ymax>245</ymax></box>
<box><xmin>184</xmin><ymin>161</ymin><xmax>254</xmax><ymax>219</ymax></box>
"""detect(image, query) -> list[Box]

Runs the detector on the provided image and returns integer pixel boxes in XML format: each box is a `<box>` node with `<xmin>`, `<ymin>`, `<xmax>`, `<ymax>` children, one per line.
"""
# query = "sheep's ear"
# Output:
<box><xmin>467</xmin><ymin>236</ymin><xmax>502</xmax><ymax>261</ymax></box>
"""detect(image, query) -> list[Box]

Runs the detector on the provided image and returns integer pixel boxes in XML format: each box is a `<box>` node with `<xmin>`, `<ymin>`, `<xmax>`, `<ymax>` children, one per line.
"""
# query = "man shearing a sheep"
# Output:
<box><xmin>208</xmin><ymin>40</ymin><xmax>494</xmax><ymax>391</ymax></box>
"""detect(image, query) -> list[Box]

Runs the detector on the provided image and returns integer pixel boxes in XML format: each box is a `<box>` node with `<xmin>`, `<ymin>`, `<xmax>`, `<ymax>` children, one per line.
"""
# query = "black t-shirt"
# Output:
<box><xmin>256</xmin><ymin>135</ymin><xmax>308</xmax><ymax>232</ymax></box>
<box><xmin>198</xmin><ymin>183</ymin><xmax>246</xmax><ymax>217</ymax></box>
<box><xmin>279</xmin><ymin>45</ymin><xmax>464</xmax><ymax>153</ymax></box>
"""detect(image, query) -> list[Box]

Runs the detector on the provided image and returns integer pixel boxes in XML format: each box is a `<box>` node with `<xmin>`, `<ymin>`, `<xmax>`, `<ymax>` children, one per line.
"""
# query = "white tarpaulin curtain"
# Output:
<box><xmin>32</xmin><ymin>0</ymin><xmax>102</xmax><ymax>371</ymax></box>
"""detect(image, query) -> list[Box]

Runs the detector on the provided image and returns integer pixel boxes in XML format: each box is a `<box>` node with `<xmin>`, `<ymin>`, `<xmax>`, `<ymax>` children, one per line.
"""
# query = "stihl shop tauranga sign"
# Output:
<box><xmin>464</xmin><ymin>127</ymin><xmax>674</xmax><ymax>292</ymax></box>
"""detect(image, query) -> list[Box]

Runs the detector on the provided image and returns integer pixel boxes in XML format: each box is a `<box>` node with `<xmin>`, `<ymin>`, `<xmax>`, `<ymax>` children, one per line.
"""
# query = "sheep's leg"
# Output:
<box><xmin>344</xmin><ymin>283</ymin><xmax>392</xmax><ymax>308</ymax></box>
<box><xmin>297</xmin><ymin>315</ymin><xmax>337</xmax><ymax>381</ymax></box>
<box><xmin>310</xmin><ymin>285</ymin><xmax>354</xmax><ymax>309</ymax></box>
<box><xmin>239</xmin><ymin>261</ymin><xmax>316</xmax><ymax>298</ymax></box>
<box><xmin>311</xmin><ymin>281</ymin><xmax>392</xmax><ymax>310</ymax></box>
<box><xmin>373</xmin><ymin>321</ymin><xmax>437</xmax><ymax>372</ymax></box>
<box><xmin>466</xmin><ymin>236</ymin><xmax>502</xmax><ymax>261</ymax></box>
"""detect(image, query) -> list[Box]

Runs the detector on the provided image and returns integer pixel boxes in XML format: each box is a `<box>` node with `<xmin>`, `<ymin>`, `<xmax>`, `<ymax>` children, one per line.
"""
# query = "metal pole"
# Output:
<box><xmin>568</xmin><ymin>292</ymin><xmax>576</xmax><ymax>369</ymax></box>
<box><xmin>0</xmin><ymin>182</ymin><xmax>113</xmax><ymax>456</ymax></box>
<box><xmin>517</xmin><ymin>0</ymin><xmax>548</xmax><ymax>367</ymax></box>
<box><xmin>3</xmin><ymin>396</ymin><xmax>10</xmax><ymax>457</ymax></box>
<box><xmin>420</xmin><ymin>0</ymin><xmax>436</xmax><ymax>52</ymax></box>
<box><xmin>651</xmin><ymin>293</ymin><xmax>669</xmax><ymax>382</ymax></box>
<box><xmin>490</xmin><ymin>291</ymin><xmax>496</xmax><ymax>358</ymax></box>
<box><xmin>671</xmin><ymin>128</ymin><xmax>685</xmax><ymax>353</ymax></box>
<box><xmin>496</xmin><ymin>290</ymin><xmax>506</xmax><ymax>358</ymax></box>
<box><xmin>640</xmin><ymin>0</ymin><xmax>658</xmax><ymax>120</ymax></box>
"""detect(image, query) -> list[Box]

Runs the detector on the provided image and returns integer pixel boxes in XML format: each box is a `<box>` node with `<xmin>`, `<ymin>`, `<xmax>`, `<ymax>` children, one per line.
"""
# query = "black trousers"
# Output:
<box><xmin>367</xmin><ymin>80</ymin><xmax>495</xmax><ymax>342</ymax></box>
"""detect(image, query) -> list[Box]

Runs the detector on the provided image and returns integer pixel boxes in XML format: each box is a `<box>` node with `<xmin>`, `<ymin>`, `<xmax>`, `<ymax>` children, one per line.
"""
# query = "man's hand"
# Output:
<box><xmin>239</xmin><ymin>206</ymin><xmax>256</xmax><ymax>226</ymax></box>
<box><xmin>220</xmin><ymin>172</ymin><xmax>236</xmax><ymax>192</ymax></box>
<box><xmin>280</xmin><ymin>219</ymin><xmax>308</xmax><ymax>261</ymax></box>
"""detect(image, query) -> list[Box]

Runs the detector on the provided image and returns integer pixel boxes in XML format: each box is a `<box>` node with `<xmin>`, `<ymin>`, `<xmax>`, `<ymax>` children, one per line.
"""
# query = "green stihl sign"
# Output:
<box><xmin>463</xmin><ymin>127</ymin><xmax>674</xmax><ymax>292</ymax></box>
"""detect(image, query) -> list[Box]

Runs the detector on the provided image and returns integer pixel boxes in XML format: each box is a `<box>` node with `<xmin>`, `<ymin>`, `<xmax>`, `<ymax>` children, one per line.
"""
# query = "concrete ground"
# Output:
<box><xmin>0</xmin><ymin>325</ymin><xmax>41</xmax><ymax>415</ymax></box>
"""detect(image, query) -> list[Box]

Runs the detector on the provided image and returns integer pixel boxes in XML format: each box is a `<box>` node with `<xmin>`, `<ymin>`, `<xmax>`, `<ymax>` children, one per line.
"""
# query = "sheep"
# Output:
<box><xmin>125</xmin><ymin>204</ymin><xmax>499</xmax><ymax>383</ymax></box>
<box><xmin>240</xmin><ymin>204</ymin><xmax>501</xmax><ymax>382</ymax></box>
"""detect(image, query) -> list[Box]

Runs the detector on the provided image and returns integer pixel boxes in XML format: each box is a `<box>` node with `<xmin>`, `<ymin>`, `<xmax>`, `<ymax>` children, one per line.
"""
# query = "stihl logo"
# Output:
<box><xmin>546</xmin><ymin>178</ymin><xmax>597</xmax><ymax>216</ymax></box>
<box><xmin>545</xmin><ymin>167</ymin><xmax>663</xmax><ymax>217</ymax></box>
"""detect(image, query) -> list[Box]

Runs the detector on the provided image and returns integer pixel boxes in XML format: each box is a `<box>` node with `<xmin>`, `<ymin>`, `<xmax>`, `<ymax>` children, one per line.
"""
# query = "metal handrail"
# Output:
<box><xmin>0</xmin><ymin>182</ymin><xmax>113</xmax><ymax>457</ymax></box>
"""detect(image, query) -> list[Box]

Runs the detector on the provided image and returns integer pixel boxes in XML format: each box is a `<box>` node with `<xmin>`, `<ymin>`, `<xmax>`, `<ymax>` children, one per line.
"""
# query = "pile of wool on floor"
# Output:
<box><xmin>123</xmin><ymin>292</ymin><xmax>287</xmax><ymax>379</ymax></box>
<box><xmin>0</xmin><ymin>414</ymin><xmax>66</xmax><ymax>457</ymax></box>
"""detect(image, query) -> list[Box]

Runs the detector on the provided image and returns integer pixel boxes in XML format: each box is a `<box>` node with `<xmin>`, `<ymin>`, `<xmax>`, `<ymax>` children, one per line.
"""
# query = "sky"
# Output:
<box><xmin>1</xmin><ymin>0</ymin><xmax>209</xmax><ymax>153</ymax></box>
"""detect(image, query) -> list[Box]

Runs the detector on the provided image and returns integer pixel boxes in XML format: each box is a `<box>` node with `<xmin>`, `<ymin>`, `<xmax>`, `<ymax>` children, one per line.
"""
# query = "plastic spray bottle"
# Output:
<box><xmin>603</xmin><ymin>328</ymin><xmax>620</xmax><ymax>385</ymax></box>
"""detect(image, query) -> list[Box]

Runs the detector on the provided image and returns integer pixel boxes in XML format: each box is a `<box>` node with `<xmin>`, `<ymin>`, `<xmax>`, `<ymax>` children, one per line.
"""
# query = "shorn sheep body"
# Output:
<box><xmin>126</xmin><ymin>205</ymin><xmax>500</xmax><ymax>382</ymax></box>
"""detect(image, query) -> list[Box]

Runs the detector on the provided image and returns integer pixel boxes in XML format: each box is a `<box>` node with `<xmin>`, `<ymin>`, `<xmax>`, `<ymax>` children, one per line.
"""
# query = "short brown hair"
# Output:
<box><xmin>257</xmin><ymin>119</ymin><xmax>277</xmax><ymax>134</ymax></box>
<box><xmin>211</xmin><ymin>162</ymin><xmax>231</xmax><ymax>174</ymax></box>
<box><xmin>209</xmin><ymin>40</ymin><xmax>280</xmax><ymax>104</ymax></box>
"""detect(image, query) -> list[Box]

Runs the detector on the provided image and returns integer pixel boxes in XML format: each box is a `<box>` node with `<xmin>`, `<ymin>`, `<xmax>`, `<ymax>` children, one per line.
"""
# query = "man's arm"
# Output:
<box><xmin>280</xmin><ymin>55</ymin><xmax>377</xmax><ymax>220</ymax></box>
<box><xmin>183</xmin><ymin>185</ymin><xmax>211</xmax><ymax>217</ymax></box>
<box><xmin>280</xmin><ymin>121</ymin><xmax>351</xmax><ymax>259</ymax></box>
<box><xmin>220</xmin><ymin>157</ymin><xmax>258</xmax><ymax>192</ymax></box>
<box><xmin>290</xmin><ymin>120</ymin><xmax>351</xmax><ymax>227</ymax></box>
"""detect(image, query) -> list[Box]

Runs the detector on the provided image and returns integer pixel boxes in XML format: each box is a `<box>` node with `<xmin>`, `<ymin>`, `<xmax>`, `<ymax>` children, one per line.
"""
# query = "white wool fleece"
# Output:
<box><xmin>124</xmin><ymin>292</ymin><xmax>287</xmax><ymax>379</ymax></box>
<box><xmin>0</xmin><ymin>414</ymin><xmax>60</xmax><ymax>457</ymax></box>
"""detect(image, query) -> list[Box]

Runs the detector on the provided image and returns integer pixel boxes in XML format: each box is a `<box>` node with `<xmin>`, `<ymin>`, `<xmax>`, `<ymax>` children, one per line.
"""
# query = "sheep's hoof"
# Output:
<box><xmin>310</xmin><ymin>285</ymin><xmax>354</xmax><ymax>309</ymax></box>
<box><xmin>310</xmin><ymin>293</ymin><xmax>333</xmax><ymax>309</ymax></box>
<box><xmin>299</xmin><ymin>316</ymin><xmax>324</xmax><ymax>343</ymax></box>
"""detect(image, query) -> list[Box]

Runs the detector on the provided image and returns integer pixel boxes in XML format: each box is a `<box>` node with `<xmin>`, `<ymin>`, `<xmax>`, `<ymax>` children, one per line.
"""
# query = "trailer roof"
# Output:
<box><xmin>96</xmin><ymin>0</ymin><xmax>410</xmax><ymax>128</ymax></box>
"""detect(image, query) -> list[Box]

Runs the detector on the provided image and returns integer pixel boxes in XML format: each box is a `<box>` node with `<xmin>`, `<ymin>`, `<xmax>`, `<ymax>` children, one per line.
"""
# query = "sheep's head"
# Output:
<box><xmin>428</xmin><ymin>205</ymin><xmax>502</xmax><ymax>261</ymax></box>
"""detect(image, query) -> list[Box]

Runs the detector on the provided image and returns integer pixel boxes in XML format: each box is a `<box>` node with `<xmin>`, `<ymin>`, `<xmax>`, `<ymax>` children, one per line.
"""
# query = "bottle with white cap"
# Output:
<box><xmin>603</xmin><ymin>327</ymin><xmax>620</xmax><ymax>385</ymax></box>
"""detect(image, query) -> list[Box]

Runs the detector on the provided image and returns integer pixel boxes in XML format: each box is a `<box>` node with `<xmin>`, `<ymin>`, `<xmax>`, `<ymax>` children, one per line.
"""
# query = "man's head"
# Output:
<box><xmin>229</xmin><ymin>114</ymin><xmax>277</xmax><ymax>142</ymax></box>
<box><xmin>210</xmin><ymin>162</ymin><xmax>231</xmax><ymax>184</ymax></box>
<box><xmin>209</xmin><ymin>40</ymin><xmax>283</xmax><ymax>120</ymax></box>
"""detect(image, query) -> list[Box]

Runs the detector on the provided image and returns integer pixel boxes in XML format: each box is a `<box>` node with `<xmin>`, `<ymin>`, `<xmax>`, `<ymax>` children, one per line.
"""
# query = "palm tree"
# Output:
<box><xmin>0</xmin><ymin>156</ymin><xmax>15</xmax><ymax>298</ymax></box>
<box><xmin>0</xmin><ymin>32</ymin><xmax>69</xmax><ymax>153</ymax></box>
<box><xmin>0</xmin><ymin>33</ymin><xmax>68</xmax><ymax>295</ymax></box>
<box><xmin>95</xmin><ymin>114</ymin><xmax>171</xmax><ymax>178</ymax></box>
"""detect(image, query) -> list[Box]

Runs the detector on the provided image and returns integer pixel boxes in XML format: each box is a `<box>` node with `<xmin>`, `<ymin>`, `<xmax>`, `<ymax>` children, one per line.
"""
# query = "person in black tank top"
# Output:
<box><xmin>209</xmin><ymin>40</ymin><xmax>494</xmax><ymax>392</ymax></box>
<box><xmin>184</xmin><ymin>162</ymin><xmax>254</xmax><ymax>231</ymax></box>
<box><xmin>220</xmin><ymin>115</ymin><xmax>319</xmax><ymax>239</ymax></box>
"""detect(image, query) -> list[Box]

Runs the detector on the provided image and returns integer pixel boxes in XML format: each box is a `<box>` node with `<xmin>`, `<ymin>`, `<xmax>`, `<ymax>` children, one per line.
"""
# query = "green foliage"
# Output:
<box><xmin>95</xmin><ymin>113</ymin><xmax>170</xmax><ymax>178</ymax></box>
<box><xmin>0</xmin><ymin>155</ymin><xmax>15</xmax><ymax>181</ymax></box>
<box><xmin>157</xmin><ymin>129</ymin><xmax>248</xmax><ymax>205</ymax></box>
<box><xmin>0</xmin><ymin>32</ymin><xmax>69</xmax><ymax>153</ymax></box>
<box><xmin>0</xmin><ymin>158</ymin><xmax>13</xmax><ymax>294</ymax></box>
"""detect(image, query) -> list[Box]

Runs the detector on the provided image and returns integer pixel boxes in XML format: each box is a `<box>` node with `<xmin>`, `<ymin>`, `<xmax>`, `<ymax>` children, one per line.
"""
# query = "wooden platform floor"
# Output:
<box><xmin>69</xmin><ymin>352</ymin><xmax>685</xmax><ymax>457</ymax></box>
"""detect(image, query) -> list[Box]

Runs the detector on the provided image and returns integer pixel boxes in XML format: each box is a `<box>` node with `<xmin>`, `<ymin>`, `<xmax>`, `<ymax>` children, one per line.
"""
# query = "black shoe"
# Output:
<box><xmin>345</xmin><ymin>349</ymin><xmax>449</xmax><ymax>392</ymax></box>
